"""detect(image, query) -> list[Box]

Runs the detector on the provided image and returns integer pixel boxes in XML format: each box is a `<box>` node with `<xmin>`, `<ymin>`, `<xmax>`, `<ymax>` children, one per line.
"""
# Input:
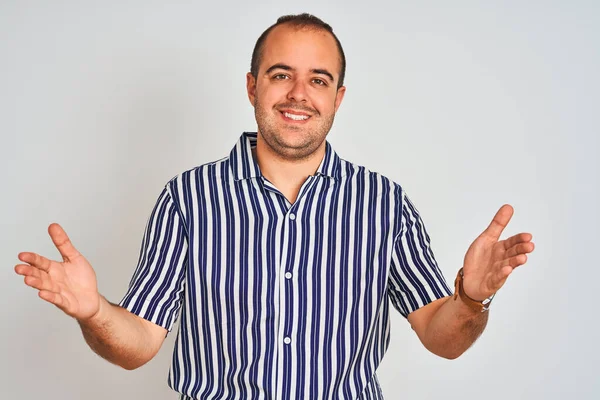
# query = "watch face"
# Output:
<box><xmin>482</xmin><ymin>294</ymin><xmax>495</xmax><ymax>311</ymax></box>
<box><xmin>486</xmin><ymin>293</ymin><xmax>496</xmax><ymax>303</ymax></box>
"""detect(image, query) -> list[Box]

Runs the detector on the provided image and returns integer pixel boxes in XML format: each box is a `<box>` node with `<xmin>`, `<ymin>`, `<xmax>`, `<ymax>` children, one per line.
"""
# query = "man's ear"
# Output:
<box><xmin>334</xmin><ymin>86</ymin><xmax>346</xmax><ymax>113</ymax></box>
<box><xmin>246</xmin><ymin>72</ymin><xmax>257</xmax><ymax>106</ymax></box>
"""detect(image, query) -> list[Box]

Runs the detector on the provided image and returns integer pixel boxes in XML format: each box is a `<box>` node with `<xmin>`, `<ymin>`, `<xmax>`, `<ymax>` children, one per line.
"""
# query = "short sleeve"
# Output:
<box><xmin>387</xmin><ymin>191</ymin><xmax>452</xmax><ymax>318</ymax></box>
<box><xmin>119</xmin><ymin>186</ymin><xmax>188</xmax><ymax>331</ymax></box>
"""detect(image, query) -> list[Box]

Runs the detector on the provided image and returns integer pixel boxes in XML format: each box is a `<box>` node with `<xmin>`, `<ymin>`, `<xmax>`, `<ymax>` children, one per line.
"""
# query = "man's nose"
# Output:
<box><xmin>286</xmin><ymin>79</ymin><xmax>308</xmax><ymax>102</ymax></box>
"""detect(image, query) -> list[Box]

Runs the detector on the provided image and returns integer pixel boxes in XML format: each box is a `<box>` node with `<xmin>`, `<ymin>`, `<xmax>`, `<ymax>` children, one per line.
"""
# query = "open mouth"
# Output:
<box><xmin>280</xmin><ymin>110</ymin><xmax>311</xmax><ymax>123</ymax></box>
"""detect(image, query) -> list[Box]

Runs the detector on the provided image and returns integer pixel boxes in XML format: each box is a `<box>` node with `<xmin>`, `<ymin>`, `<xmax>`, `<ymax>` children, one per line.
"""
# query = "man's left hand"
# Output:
<box><xmin>461</xmin><ymin>204</ymin><xmax>535</xmax><ymax>301</ymax></box>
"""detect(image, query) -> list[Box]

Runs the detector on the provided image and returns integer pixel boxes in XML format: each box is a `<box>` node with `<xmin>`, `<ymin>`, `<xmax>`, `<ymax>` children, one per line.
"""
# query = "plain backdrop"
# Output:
<box><xmin>1</xmin><ymin>1</ymin><xmax>598</xmax><ymax>399</ymax></box>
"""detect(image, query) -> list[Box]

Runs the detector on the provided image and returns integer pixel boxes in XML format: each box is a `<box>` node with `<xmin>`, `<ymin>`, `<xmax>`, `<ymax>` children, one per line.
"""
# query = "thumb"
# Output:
<box><xmin>48</xmin><ymin>223</ymin><xmax>81</xmax><ymax>262</ymax></box>
<box><xmin>482</xmin><ymin>204</ymin><xmax>514</xmax><ymax>241</ymax></box>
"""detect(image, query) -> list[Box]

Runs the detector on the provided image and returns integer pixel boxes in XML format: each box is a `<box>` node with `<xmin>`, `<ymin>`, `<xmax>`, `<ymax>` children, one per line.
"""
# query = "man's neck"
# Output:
<box><xmin>252</xmin><ymin>135</ymin><xmax>325</xmax><ymax>204</ymax></box>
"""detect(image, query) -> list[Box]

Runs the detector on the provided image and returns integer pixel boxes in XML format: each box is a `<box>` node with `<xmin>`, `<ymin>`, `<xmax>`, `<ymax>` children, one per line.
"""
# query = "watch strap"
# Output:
<box><xmin>453</xmin><ymin>268</ymin><xmax>494</xmax><ymax>313</ymax></box>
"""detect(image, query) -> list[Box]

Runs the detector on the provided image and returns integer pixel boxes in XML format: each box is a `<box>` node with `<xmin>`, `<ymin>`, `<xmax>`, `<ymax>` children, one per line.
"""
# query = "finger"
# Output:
<box><xmin>48</xmin><ymin>223</ymin><xmax>80</xmax><ymax>262</ymax></box>
<box><xmin>39</xmin><ymin>290</ymin><xmax>69</xmax><ymax>311</ymax></box>
<box><xmin>18</xmin><ymin>252</ymin><xmax>52</xmax><ymax>272</ymax></box>
<box><xmin>505</xmin><ymin>242</ymin><xmax>535</xmax><ymax>258</ymax></box>
<box><xmin>503</xmin><ymin>233</ymin><xmax>533</xmax><ymax>250</ymax></box>
<box><xmin>506</xmin><ymin>254</ymin><xmax>528</xmax><ymax>268</ymax></box>
<box><xmin>14</xmin><ymin>264</ymin><xmax>42</xmax><ymax>278</ymax></box>
<box><xmin>483</xmin><ymin>204</ymin><xmax>514</xmax><ymax>241</ymax></box>
<box><xmin>493</xmin><ymin>265</ymin><xmax>513</xmax><ymax>288</ymax></box>
<box><xmin>23</xmin><ymin>275</ymin><xmax>57</xmax><ymax>292</ymax></box>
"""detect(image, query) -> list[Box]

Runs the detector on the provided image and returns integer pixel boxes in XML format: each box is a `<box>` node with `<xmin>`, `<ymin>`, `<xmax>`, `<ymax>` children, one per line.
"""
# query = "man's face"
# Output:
<box><xmin>246</xmin><ymin>24</ymin><xmax>346</xmax><ymax>161</ymax></box>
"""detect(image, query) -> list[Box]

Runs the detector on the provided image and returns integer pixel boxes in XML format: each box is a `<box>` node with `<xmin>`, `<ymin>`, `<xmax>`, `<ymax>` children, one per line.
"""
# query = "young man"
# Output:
<box><xmin>15</xmin><ymin>14</ymin><xmax>534</xmax><ymax>400</ymax></box>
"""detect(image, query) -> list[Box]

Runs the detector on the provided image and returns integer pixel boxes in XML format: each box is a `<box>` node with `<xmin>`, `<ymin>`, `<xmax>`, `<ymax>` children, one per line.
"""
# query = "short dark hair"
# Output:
<box><xmin>250</xmin><ymin>13</ymin><xmax>346</xmax><ymax>89</ymax></box>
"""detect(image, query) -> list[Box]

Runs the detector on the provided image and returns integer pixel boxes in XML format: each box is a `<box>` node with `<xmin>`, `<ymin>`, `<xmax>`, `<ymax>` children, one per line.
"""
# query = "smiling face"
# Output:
<box><xmin>246</xmin><ymin>24</ymin><xmax>346</xmax><ymax>161</ymax></box>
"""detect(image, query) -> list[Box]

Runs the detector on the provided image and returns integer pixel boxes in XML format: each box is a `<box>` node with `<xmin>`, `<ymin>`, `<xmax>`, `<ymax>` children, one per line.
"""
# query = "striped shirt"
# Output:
<box><xmin>119</xmin><ymin>132</ymin><xmax>452</xmax><ymax>400</ymax></box>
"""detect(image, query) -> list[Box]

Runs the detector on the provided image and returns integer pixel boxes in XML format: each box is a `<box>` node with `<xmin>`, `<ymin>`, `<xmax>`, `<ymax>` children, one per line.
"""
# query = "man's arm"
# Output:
<box><xmin>407</xmin><ymin>296</ymin><xmax>487</xmax><ymax>359</ymax></box>
<box><xmin>15</xmin><ymin>223</ymin><xmax>167</xmax><ymax>370</ymax></box>
<box><xmin>407</xmin><ymin>205</ymin><xmax>534</xmax><ymax>359</ymax></box>
<box><xmin>78</xmin><ymin>296</ymin><xmax>167</xmax><ymax>370</ymax></box>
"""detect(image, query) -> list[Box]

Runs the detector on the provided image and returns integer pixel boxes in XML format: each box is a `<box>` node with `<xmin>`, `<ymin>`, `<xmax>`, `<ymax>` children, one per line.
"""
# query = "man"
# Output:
<box><xmin>14</xmin><ymin>13</ymin><xmax>534</xmax><ymax>400</ymax></box>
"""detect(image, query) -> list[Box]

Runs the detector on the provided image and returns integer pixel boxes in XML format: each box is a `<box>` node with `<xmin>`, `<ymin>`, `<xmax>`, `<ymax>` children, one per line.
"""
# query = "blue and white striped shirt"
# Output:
<box><xmin>119</xmin><ymin>132</ymin><xmax>452</xmax><ymax>399</ymax></box>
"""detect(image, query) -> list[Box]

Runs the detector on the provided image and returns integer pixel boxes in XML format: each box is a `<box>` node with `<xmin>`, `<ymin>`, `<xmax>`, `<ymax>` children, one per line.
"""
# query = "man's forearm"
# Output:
<box><xmin>419</xmin><ymin>295</ymin><xmax>489</xmax><ymax>359</ymax></box>
<box><xmin>77</xmin><ymin>295</ymin><xmax>163</xmax><ymax>370</ymax></box>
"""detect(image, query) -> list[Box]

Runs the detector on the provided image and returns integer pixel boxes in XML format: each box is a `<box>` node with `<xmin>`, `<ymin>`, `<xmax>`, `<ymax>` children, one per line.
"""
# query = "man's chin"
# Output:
<box><xmin>275</xmin><ymin>140</ymin><xmax>312</xmax><ymax>153</ymax></box>
<box><xmin>274</xmin><ymin>138</ymin><xmax>325</xmax><ymax>159</ymax></box>
<box><xmin>257</xmin><ymin>126</ymin><xmax>323</xmax><ymax>158</ymax></box>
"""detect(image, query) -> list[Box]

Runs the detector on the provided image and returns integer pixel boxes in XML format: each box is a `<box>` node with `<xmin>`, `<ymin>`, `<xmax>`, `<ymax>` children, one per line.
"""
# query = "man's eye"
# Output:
<box><xmin>273</xmin><ymin>74</ymin><xmax>289</xmax><ymax>80</ymax></box>
<box><xmin>312</xmin><ymin>78</ymin><xmax>326</xmax><ymax>86</ymax></box>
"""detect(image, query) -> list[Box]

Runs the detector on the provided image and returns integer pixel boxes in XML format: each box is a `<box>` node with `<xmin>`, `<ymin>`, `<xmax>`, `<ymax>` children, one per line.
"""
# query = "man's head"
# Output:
<box><xmin>250</xmin><ymin>14</ymin><xmax>346</xmax><ymax>90</ymax></box>
<box><xmin>246</xmin><ymin>14</ymin><xmax>347</xmax><ymax>161</ymax></box>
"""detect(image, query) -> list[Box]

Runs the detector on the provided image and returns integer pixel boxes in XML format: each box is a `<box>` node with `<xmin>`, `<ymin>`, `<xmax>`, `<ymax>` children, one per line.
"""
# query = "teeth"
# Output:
<box><xmin>284</xmin><ymin>112</ymin><xmax>309</xmax><ymax>121</ymax></box>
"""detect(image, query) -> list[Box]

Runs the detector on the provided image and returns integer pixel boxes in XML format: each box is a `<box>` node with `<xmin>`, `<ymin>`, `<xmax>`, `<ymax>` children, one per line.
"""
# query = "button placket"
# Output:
<box><xmin>280</xmin><ymin>207</ymin><xmax>299</xmax><ymax>363</ymax></box>
<box><xmin>277</xmin><ymin>178</ymin><xmax>317</xmax><ymax>396</ymax></box>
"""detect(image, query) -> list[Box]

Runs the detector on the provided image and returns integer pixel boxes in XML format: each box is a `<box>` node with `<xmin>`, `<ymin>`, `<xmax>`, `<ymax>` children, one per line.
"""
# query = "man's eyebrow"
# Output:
<box><xmin>311</xmin><ymin>69</ymin><xmax>335</xmax><ymax>83</ymax></box>
<box><xmin>265</xmin><ymin>63</ymin><xmax>294</xmax><ymax>74</ymax></box>
<box><xmin>264</xmin><ymin>64</ymin><xmax>336</xmax><ymax>83</ymax></box>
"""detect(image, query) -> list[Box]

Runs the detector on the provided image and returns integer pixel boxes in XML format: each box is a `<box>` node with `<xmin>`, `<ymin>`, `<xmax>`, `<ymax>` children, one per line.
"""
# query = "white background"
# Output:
<box><xmin>1</xmin><ymin>1</ymin><xmax>598</xmax><ymax>399</ymax></box>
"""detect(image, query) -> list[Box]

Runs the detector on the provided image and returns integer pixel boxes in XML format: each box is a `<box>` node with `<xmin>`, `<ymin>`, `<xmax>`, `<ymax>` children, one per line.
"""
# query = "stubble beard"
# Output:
<box><xmin>254</xmin><ymin>98</ymin><xmax>336</xmax><ymax>161</ymax></box>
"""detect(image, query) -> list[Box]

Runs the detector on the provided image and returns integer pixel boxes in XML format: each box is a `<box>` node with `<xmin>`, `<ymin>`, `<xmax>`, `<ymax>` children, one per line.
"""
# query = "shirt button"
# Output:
<box><xmin>289</xmin><ymin>213</ymin><xmax>296</xmax><ymax>220</ymax></box>
<box><xmin>284</xmin><ymin>337</ymin><xmax>291</xmax><ymax>344</ymax></box>
<box><xmin>285</xmin><ymin>272</ymin><xmax>292</xmax><ymax>279</ymax></box>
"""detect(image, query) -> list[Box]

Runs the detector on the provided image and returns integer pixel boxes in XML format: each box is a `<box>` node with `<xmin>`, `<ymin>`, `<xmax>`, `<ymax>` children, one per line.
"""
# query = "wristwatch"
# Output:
<box><xmin>453</xmin><ymin>268</ymin><xmax>495</xmax><ymax>313</ymax></box>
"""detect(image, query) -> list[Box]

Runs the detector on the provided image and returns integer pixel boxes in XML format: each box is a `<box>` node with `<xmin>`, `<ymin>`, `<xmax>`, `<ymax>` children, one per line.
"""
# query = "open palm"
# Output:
<box><xmin>15</xmin><ymin>223</ymin><xmax>100</xmax><ymax>320</ymax></box>
<box><xmin>461</xmin><ymin>205</ymin><xmax>535</xmax><ymax>301</ymax></box>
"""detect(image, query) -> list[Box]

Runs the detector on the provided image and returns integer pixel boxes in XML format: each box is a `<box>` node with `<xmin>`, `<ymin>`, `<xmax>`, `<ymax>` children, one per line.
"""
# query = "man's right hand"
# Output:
<box><xmin>15</xmin><ymin>223</ymin><xmax>167</xmax><ymax>370</ymax></box>
<box><xmin>15</xmin><ymin>223</ymin><xmax>100</xmax><ymax>321</ymax></box>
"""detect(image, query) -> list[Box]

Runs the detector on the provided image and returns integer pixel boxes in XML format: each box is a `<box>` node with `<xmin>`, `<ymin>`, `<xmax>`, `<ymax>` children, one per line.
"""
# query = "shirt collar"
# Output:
<box><xmin>230</xmin><ymin>132</ymin><xmax>341</xmax><ymax>181</ymax></box>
